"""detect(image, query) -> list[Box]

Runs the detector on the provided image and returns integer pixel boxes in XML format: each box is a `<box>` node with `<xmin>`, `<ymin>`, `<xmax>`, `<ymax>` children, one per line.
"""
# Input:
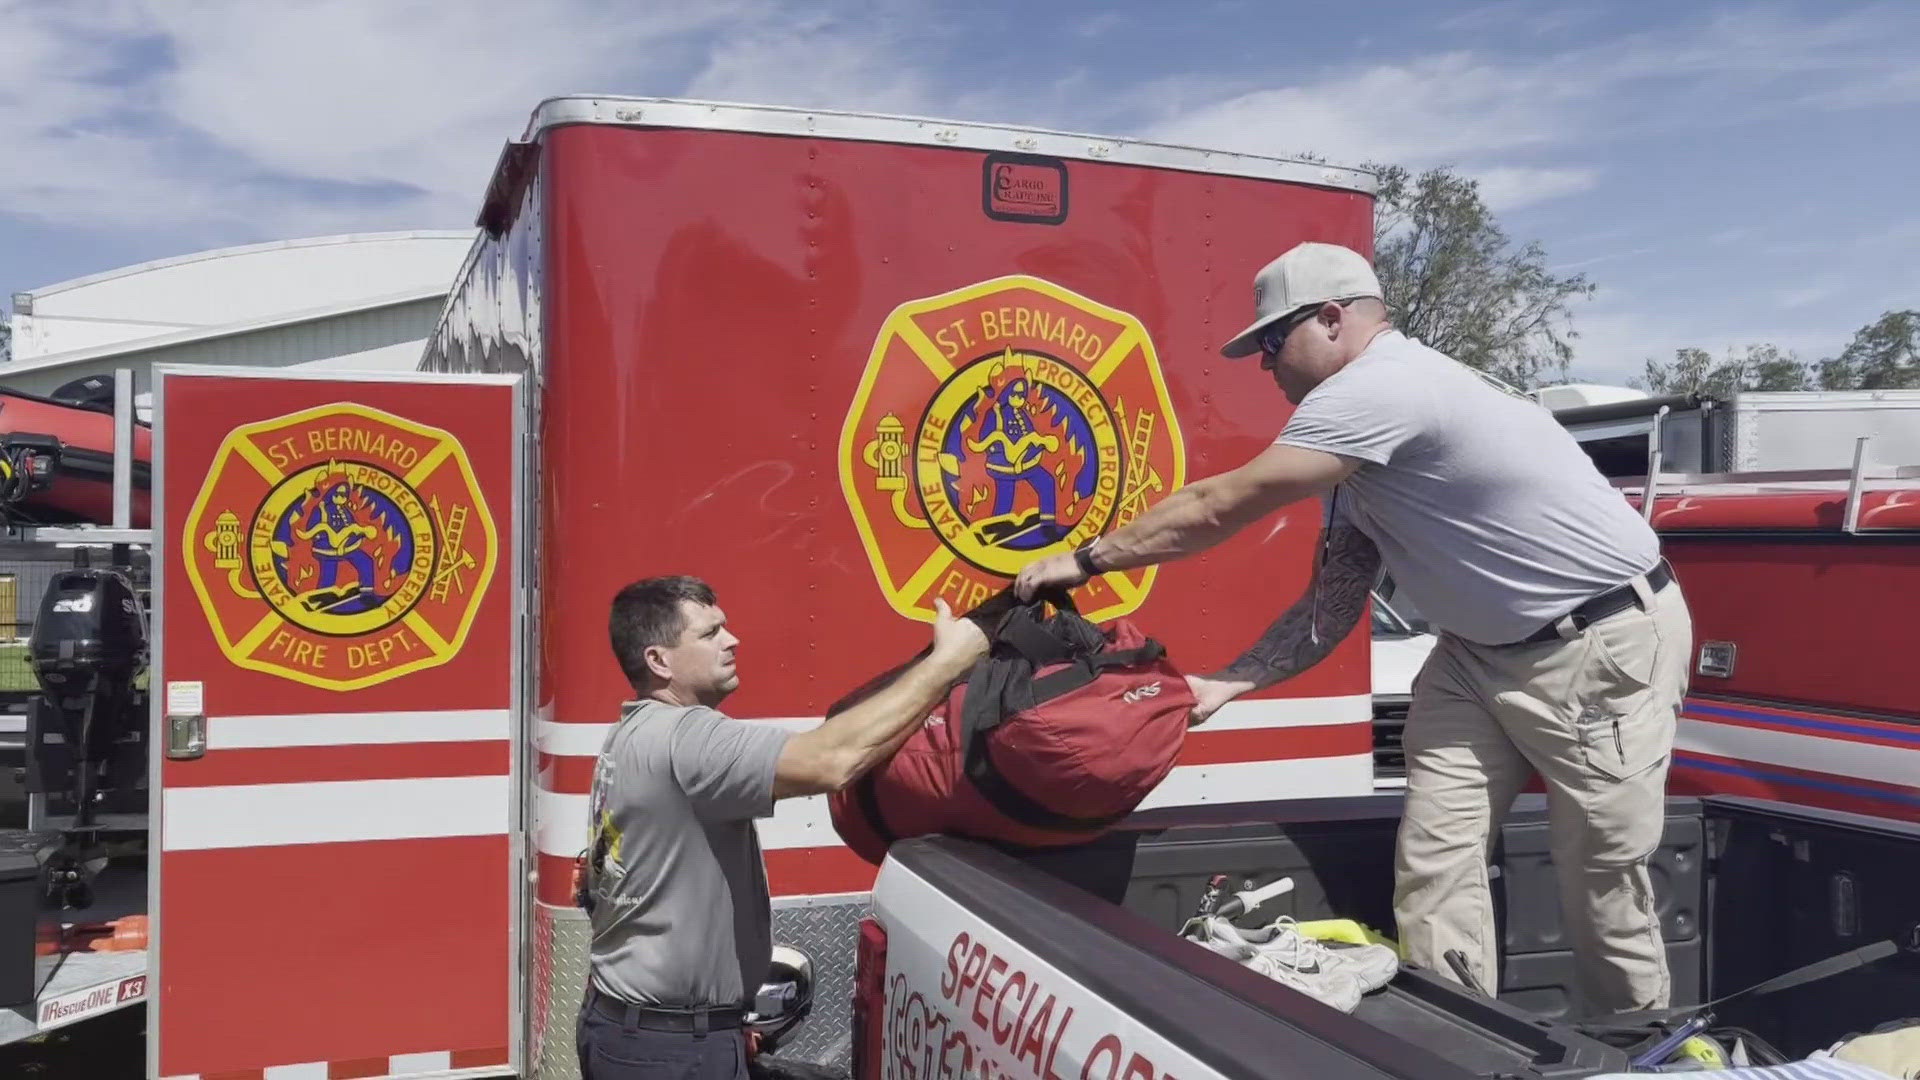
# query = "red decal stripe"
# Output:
<box><xmin>1687</xmin><ymin>712</ymin><xmax>1920</xmax><ymax>751</ymax></box>
<box><xmin>539</xmin><ymin>752</ymin><xmax>598</xmax><ymax>794</ymax></box>
<box><xmin>1676</xmin><ymin>750</ymin><xmax>1920</xmax><ymax>800</ymax></box>
<box><xmin>552</xmin><ymin>843</ymin><xmax>879</xmax><ymax>900</ymax></box>
<box><xmin>767</xmin><ymin>845</ymin><xmax>879</xmax><ymax>896</ymax></box>
<box><xmin>1723</xmin><ymin>703</ymin><xmax>1918</xmax><ymax>735</ymax></box>
<box><xmin>328</xmin><ymin>1058</ymin><xmax>389</xmax><ymax>1079</ymax></box>
<box><xmin>167</xmin><ymin>741</ymin><xmax>509</xmax><ymax>788</ymax></box>
<box><xmin>1672</xmin><ymin>760</ymin><xmax>1920</xmax><ymax>825</ymax></box>
<box><xmin>451</xmin><ymin>1046</ymin><xmax>513</xmax><ymax>1068</ymax></box>
<box><xmin>537</xmin><ymin>852</ymin><xmax>580</xmax><ymax>906</ymax></box>
<box><xmin>1673</xmin><ymin>749</ymin><xmax>1920</xmax><ymax>823</ymax></box>
<box><xmin>1180</xmin><ymin>723</ymin><xmax>1369</xmax><ymax>766</ymax></box>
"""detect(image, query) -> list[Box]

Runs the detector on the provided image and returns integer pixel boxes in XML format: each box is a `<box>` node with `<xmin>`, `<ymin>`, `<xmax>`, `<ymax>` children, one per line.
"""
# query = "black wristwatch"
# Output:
<box><xmin>1073</xmin><ymin>539</ymin><xmax>1102</xmax><ymax>576</ymax></box>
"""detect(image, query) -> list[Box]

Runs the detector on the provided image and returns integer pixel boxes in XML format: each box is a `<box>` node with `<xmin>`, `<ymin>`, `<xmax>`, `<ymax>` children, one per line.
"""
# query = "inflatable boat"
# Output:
<box><xmin>0</xmin><ymin>386</ymin><xmax>152</xmax><ymax>528</ymax></box>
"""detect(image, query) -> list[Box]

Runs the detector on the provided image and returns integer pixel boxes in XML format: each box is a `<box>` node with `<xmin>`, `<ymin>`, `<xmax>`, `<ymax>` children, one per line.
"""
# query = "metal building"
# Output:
<box><xmin>4</xmin><ymin>230</ymin><xmax>474</xmax><ymax>413</ymax></box>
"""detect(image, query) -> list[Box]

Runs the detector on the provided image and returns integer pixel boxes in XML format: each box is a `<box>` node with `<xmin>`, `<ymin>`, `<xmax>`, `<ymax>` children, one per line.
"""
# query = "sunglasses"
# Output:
<box><xmin>1258</xmin><ymin>299</ymin><xmax>1356</xmax><ymax>357</ymax></box>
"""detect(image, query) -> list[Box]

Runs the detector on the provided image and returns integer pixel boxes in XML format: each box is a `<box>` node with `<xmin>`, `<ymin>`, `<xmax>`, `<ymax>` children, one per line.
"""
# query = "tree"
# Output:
<box><xmin>0</xmin><ymin>318</ymin><xmax>9</xmax><ymax>364</ymax></box>
<box><xmin>1816</xmin><ymin>310</ymin><xmax>1920</xmax><ymax>390</ymax></box>
<box><xmin>1745</xmin><ymin>342</ymin><xmax>1814</xmax><ymax>391</ymax></box>
<box><xmin>1638</xmin><ymin>343</ymin><xmax>1810</xmax><ymax>397</ymax></box>
<box><xmin>1368</xmin><ymin>164</ymin><xmax>1596</xmax><ymax>389</ymax></box>
<box><xmin>1640</xmin><ymin>311</ymin><xmax>1920</xmax><ymax>397</ymax></box>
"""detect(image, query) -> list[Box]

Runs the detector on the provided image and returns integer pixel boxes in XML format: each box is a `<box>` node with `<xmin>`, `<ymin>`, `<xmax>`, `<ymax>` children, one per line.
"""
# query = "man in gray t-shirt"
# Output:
<box><xmin>1016</xmin><ymin>242</ymin><xmax>1692</xmax><ymax>1017</ymax></box>
<box><xmin>578</xmin><ymin>576</ymin><xmax>985</xmax><ymax>1079</ymax></box>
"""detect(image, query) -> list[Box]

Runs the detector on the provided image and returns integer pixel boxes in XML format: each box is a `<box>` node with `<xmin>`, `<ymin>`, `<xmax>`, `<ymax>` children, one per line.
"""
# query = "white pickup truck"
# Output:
<box><xmin>846</xmin><ymin>793</ymin><xmax>1920</xmax><ymax>1080</ymax></box>
<box><xmin>1367</xmin><ymin>590</ymin><xmax>1434</xmax><ymax>787</ymax></box>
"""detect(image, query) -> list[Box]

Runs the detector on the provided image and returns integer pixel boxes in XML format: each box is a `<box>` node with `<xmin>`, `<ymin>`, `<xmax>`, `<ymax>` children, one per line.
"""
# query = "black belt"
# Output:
<box><xmin>586</xmin><ymin>988</ymin><xmax>745</xmax><ymax>1033</ymax></box>
<box><xmin>1514</xmin><ymin>560</ymin><xmax>1673</xmax><ymax>645</ymax></box>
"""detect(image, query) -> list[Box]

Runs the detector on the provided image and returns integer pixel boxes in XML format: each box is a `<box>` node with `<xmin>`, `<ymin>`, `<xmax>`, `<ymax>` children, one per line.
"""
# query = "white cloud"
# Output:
<box><xmin>11</xmin><ymin>0</ymin><xmax>1911</xmax><ymax>249</ymax></box>
<box><xmin>1472</xmin><ymin>166</ymin><xmax>1599</xmax><ymax>211</ymax></box>
<box><xmin>1435</xmin><ymin>0</ymin><xmax>1608</xmax><ymax>38</ymax></box>
<box><xmin>681</xmin><ymin>11</ymin><xmax>937</xmax><ymax>117</ymax></box>
<box><xmin>1777</xmin><ymin>281</ymin><xmax>1844</xmax><ymax>311</ymax></box>
<box><xmin>1139</xmin><ymin>52</ymin><xmax>1575</xmax><ymax>168</ymax></box>
<box><xmin>0</xmin><ymin>0</ymin><xmax>903</xmax><ymax>241</ymax></box>
<box><xmin>1133</xmin><ymin>4</ymin><xmax>1920</xmax><ymax>204</ymax></box>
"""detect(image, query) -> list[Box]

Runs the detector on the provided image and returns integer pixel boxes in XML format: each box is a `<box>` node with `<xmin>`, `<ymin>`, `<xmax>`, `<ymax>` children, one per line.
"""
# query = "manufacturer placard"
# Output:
<box><xmin>983</xmin><ymin>153</ymin><xmax>1069</xmax><ymax>225</ymax></box>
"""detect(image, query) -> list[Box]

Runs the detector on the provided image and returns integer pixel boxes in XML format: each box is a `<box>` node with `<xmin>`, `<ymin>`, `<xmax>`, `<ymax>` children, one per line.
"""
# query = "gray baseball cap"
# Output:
<box><xmin>1220</xmin><ymin>242</ymin><xmax>1383</xmax><ymax>358</ymax></box>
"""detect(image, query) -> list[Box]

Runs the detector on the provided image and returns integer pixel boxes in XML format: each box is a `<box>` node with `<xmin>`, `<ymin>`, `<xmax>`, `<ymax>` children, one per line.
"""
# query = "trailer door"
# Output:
<box><xmin>149</xmin><ymin>368</ymin><xmax>527</xmax><ymax>1080</ymax></box>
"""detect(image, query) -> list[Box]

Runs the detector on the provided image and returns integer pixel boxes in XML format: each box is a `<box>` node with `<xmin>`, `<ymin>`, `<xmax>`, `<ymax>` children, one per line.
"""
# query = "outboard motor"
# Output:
<box><xmin>23</xmin><ymin>561</ymin><xmax>150</xmax><ymax>909</ymax></box>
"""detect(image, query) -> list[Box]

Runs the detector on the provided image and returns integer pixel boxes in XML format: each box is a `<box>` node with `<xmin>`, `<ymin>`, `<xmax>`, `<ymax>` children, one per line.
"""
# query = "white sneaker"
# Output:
<box><xmin>1236</xmin><ymin>916</ymin><xmax>1400</xmax><ymax>994</ymax></box>
<box><xmin>1185</xmin><ymin>917</ymin><xmax>1366</xmax><ymax>1013</ymax></box>
<box><xmin>1241</xmin><ymin>950</ymin><xmax>1365</xmax><ymax>1013</ymax></box>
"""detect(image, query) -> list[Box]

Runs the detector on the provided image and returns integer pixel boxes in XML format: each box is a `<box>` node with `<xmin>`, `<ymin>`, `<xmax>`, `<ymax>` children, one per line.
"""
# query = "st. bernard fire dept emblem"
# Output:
<box><xmin>840</xmin><ymin>275</ymin><xmax>1185</xmax><ymax>622</ymax></box>
<box><xmin>182</xmin><ymin>403</ymin><xmax>498</xmax><ymax>690</ymax></box>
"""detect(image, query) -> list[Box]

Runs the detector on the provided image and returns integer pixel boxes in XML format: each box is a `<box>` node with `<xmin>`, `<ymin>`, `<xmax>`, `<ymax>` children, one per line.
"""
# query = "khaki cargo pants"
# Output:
<box><xmin>1393</xmin><ymin>572</ymin><xmax>1692</xmax><ymax>1016</ymax></box>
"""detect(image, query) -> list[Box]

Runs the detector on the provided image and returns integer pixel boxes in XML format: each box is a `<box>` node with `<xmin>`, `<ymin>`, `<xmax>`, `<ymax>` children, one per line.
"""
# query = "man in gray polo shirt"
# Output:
<box><xmin>578</xmin><ymin>575</ymin><xmax>987</xmax><ymax>1078</ymax></box>
<box><xmin>1015</xmin><ymin>242</ymin><xmax>1692</xmax><ymax>1018</ymax></box>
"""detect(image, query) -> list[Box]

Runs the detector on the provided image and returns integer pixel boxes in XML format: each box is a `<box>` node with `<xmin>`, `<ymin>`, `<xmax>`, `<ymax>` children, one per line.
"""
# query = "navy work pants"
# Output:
<box><xmin>577</xmin><ymin>996</ymin><xmax>748</xmax><ymax>1080</ymax></box>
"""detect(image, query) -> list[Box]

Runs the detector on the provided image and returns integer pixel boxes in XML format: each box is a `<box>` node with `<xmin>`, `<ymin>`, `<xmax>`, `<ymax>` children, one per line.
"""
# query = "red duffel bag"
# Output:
<box><xmin>826</xmin><ymin>588</ymin><xmax>1193</xmax><ymax>865</ymax></box>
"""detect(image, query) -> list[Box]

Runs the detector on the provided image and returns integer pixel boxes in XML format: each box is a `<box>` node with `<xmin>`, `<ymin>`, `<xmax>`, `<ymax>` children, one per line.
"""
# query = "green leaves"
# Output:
<box><xmin>1640</xmin><ymin>313</ymin><xmax>1918</xmax><ymax>395</ymax></box>
<box><xmin>1819</xmin><ymin>311</ymin><xmax>1920</xmax><ymax>390</ymax></box>
<box><xmin>1368</xmin><ymin>164</ymin><xmax>1595</xmax><ymax>390</ymax></box>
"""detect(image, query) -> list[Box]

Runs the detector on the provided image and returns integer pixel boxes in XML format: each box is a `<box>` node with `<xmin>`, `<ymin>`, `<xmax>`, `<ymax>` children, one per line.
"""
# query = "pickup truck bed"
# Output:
<box><xmin>863</xmin><ymin>794</ymin><xmax>1920</xmax><ymax>1079</ymax></box>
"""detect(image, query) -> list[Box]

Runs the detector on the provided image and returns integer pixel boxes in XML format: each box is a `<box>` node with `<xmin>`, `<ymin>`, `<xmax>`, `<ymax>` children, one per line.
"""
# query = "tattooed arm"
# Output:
<box><xmin>1013</xmin><ymin>443</ymin><xmax>1362</xmax><ymax>600</ymax></box>
<box><xmin>1188</xmin><ymin>519</ymin><xmax>1382</xmax><ymax>724</ymax></box>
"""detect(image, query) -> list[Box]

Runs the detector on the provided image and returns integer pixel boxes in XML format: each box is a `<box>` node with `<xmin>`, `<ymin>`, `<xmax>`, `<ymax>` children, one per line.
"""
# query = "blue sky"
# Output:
<box><xmin>4</xmin><ymin>0</ymin><xmax>1917</xmax><ymax>384</ymax></box>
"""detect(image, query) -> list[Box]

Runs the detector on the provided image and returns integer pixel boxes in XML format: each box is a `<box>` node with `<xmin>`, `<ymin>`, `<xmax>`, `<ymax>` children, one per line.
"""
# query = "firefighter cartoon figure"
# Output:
<box><xmin>272</xmin><ymin>464</ymin><xmax>410</xmax><ymax>617</ymax></box>
<box><xmin>935</xmin><ymin>349</ymin><xmax>1100</xmax><ymax>556</ymax></box>
<box><xmin>967</xmin><ymin>357</ymin><xmax>1065</xmax><ymax>543</ymax></box>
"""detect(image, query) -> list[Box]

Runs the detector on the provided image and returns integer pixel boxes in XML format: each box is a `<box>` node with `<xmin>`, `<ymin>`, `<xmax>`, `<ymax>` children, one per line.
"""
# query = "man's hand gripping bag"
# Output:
<box><xmin>827</xmin><ymin>590</ymin><xmax>1193</xmax><ymax>864</ymax></box>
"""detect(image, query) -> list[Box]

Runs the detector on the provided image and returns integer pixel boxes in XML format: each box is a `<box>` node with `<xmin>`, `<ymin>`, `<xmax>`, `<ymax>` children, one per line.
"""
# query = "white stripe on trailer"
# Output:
<box><xmin>163</xmin><ymin>775</ymin><xmax>511</xmax><ymax>850</ymax></box>
<box><xmin>746</xmin><ymin>754</ymin><xmax>1382</xmax><ymax>854</ymax></box>
<box><xmin>1138</xmin><ymin>753</ymin><xmax>1375</xmax><ymax>808</ymax></box>
<box><xmin>1203</xmin><ymin>695</ymin><xmax>1370</xmax><ymax>730</ymax></box>
<box><xmin>533</xmin><ymin>695</ymin><xmax>1369</xmax><ymax>758</ymax></box>
<box><xmin>209</xmin><ymin>708</ymin><xmax>510</xmax><ymax>749</ymax></box>
<box><xmin>536</xmin><ymin>719</ymin><xmax>614</xmax><ymax>756</ymax></box>
<box><xmin>537</xmin><ymin>788</ymin><xmax>591</xmax><ymax>859</ymax></box>
<box><xmin>164</xmin><ymin>1050</ymin><xmax>478</xmax><ymax>1080</ymax></box>
<box><xmin>535</xmin><ymin>750</ymin><xmax>1374</xmax><ymax>856</ymax></box>
<box><xmin>1677</xmin><ymin>718</ymin><xmax>1920</xmax><ymax>789</ymax></box>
